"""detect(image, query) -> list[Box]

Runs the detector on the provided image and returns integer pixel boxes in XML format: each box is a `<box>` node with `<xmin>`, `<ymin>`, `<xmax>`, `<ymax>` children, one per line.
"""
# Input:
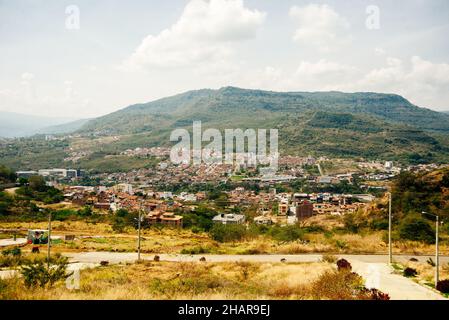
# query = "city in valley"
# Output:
<box><xmin>1</xmin><ymin>146</ymin><xmax>449</xmax><ymax>300</ymax></box>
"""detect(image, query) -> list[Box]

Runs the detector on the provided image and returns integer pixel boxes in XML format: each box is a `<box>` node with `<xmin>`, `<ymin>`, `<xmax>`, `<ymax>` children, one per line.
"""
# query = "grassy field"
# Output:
<box><xmin>396</xmin><ymin>259</ymin><xmax>449</xmax><ymax>289</ymax></box>
<box><xmin>0</xmin><ymin>260</ymin><xmax>385</xmax><ymax>300</ymax></box>
<box><xmin>1</xmin><ymin>220</ymin><xmax>448</xmax><ymax>256</ymax></box>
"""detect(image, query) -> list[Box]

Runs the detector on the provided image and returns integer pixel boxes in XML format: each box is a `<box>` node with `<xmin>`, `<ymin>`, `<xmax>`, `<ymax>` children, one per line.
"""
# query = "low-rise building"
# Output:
<box><xmin>213</xmin><ymin>213</ymin><xmax>245</xmax><ymax>225</ymax></box>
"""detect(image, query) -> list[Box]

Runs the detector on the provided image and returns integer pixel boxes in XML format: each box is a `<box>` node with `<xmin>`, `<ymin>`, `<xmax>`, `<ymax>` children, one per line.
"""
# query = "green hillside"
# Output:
<box><xmin>76</xmin><ymin>87</ymin><xmax>449</xmax><ymax>163</ymax></box>
<box><xmin>80</xmin><ymin>87</ymin><xmax>449</xmax><ymax>134</ymax></box>
<box><xmin>2</xmin><ymin>87</ymin><xmax>449</xmax><ymax>171</ymax></box>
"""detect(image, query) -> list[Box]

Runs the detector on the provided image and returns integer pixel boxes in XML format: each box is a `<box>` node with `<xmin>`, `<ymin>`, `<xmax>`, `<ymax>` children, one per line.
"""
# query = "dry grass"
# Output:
<box><xmin>401</xmin><ymin>260</ymin><xmax>449</xmax><ymax>285</ymax></box>
<box><xmin>1</xmin><ymin>260</ymin><xmax>381</xmax><ymax>300</ymax></box>
<box><xmin>1</xmin><ymin>221</ymin><xmax>448</xmax><ymax>256</ymax></box>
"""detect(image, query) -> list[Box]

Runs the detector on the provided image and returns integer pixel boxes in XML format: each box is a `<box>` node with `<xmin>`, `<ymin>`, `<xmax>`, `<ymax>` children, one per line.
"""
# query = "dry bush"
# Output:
<box><xmin>308</xmin><ymin>270</ymin><xmax>365</xmax><ymax>300</ymax></box>
<box><xmin>234</xmin><ymin>261</ymin><xmax>260</xmax><ymax>281</ymax></box>
<box><xmin>321</xmin><ymin>254</ymin><xmax>338</xmax><ymax>263</ymax></box>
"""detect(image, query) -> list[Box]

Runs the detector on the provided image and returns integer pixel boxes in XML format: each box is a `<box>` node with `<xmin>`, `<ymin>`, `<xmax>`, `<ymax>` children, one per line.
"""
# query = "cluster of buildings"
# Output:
<box><xmin>63</xmin><ymin>184</ymin><xmax>184</xmax><ymax>227</ymax></box>
<box><xmin>120</xmin><ymin>147</ymin><xmax>171</xmax><ymax>157</ymax></box>
<box><xmin>16</xmin><ymin>168</ymin><xmax>85</xmax><ymax>180</ymax></box>
<box><xmin>252</xmin><ymin>190</ymin><xmax>367</xmax><ymax>226</ymax></box>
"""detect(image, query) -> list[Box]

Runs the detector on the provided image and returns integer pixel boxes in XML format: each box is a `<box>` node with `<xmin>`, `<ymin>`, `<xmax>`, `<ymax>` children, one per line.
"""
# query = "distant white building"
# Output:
<box><xmin>213</xmin><ymin>213</ymin><xmax>246</xmax><ymax>225</ymax></box>
<box><xmin>37</xmin><ymin>169</ymin><xmax>77</xmax><ymax>179</ymax></box>
<box><xmin>16</xmin><ymin>171</ymin><xmax>38</xmax><ymax>178</ymax></box>
<box><xmin>114</xmin><ymin>183</ymin><xmax>133</xmax><ymax>195</ymax></box>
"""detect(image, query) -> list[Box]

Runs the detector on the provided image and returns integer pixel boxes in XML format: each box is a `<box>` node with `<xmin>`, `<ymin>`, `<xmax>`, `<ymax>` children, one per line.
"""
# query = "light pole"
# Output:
<box><xmin>422</xmin><ymin>211</ymin><xmax>440</xmax><ymax>289</ymax></box>
<box><xmin>137</xmin><ymin>209</ymin><xmax>142</xmax><ymax>261</ymax></box>
<box><xmin>388</xmin><ymin>192</ymin><xmax>392</xmax><ymax>264</ymax></box>
<box><xmin>136</xmin><ymin>203</ymin><xmax>145</xmax><ymax>262</ymax></box>
<box><xmin>47</xmin><ymin>211</ymin><xmax>52</xmax><ymax>268</ymax></box>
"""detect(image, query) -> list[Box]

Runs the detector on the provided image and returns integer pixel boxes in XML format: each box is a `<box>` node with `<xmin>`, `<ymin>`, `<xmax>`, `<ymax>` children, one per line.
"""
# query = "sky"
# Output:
<box><xmin>1</xmin><ymin>0</ymin><xmax>449</xmax><ymax>118</ymax></box>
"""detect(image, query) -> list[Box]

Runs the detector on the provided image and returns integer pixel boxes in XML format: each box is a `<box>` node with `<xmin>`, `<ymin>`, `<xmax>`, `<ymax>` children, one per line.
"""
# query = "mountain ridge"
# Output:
<box><xmin>79</xmin><ymin>86</ymin><xmax>449</xmax><ymax>134</ymax></box>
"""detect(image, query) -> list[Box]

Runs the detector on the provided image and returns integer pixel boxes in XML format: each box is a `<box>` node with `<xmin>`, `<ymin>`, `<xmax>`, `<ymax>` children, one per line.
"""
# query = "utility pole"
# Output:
<box><xmin>422</xmin><ymin>211</ymin><xmax>440</xmax><ymax>289</ymax></box>
<box><xmin>388</xmin><ymin>192</ymin><xmax>392</xmax><ymax>264</ymax></box>
<box><xmin>47</xmin><ymin>211</ymin><xmax>52</xmax><ymax>268</ymax></box>
<box><xmin>137</xmin><ymin>209</ymin><xmax>142</xmax><ymax>262</ymax></box>
<box><xmin>435</xmin><ymin>215</ymin><xmax>439</xmax><ymax>289</ymax></box>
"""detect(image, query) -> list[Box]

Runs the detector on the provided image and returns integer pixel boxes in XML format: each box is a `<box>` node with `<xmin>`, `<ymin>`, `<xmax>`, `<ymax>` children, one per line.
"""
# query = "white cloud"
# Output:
<box><xmin>374</xmin><ymin>47</ymin><xmax>386</xmax><ymax>56</ymax></box>
<box><xmin>342</xmin><ymin>56</ymin><xmax>449</xmax><ymax>109</ymax></box>
<box><xmin>121</xmin><ymin>0</ymin><xmax>266</xmax><ymax>71</ymax></box>
<box><xmin>289</xmin><ymin>4</ymin><xmax>351</xmax><ymax>52</ymax></box>
<box><xmin>296</xmin><ymin>59</ymin><xmax>356</xmax><ymax>76</ymax></box>
<box><xmin>20</xmin><ymin>72</ymin><xmax>35</xmax><ymax>85</ymax></box>
<box><xmin>240</xmin><ymin>56</ymin><xmax>449</xmax><ymax>110</ymax></box>
<box><xmin>238</xmin><ymin>60</ymin><xmax>357</xmax><ymax>92</ymax></box>
<box><xmin>21</xmin><ymin>72</ymin><xmax>35</xmax><ymax>81</ymax></box>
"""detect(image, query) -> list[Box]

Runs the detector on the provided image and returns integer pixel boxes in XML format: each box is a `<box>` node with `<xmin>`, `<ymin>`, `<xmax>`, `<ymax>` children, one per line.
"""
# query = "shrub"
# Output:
<box><xmin>191</xmin><ymin>226</ymin><xmax>201</xmax><ymax>234</ymax></box>
<box><xmin>398</xmin><ymin>215</ymin><xmax>435</xmax><ymax>244</ymax></box>
<box><xmin>20</xmin><ymin>256</ymin><xmax>71</xmax><ymax>288</ymax></box>
<box><xmin>343</xmin><ymin>213</ymin><xmax>360</xmax><ymax>233</ymax></box>
<box><xmin>268</xmin><ymin>225</ymin><xmax>304</xmax><ymax>243</ymax></box>
<box><xmin>426</xmin><ymin>258</ymin><xmax>436</xmax><ymax>267</ymax></box>
<box><xmin>209</xmin><ymin>224</ymin><xmax>248</xmax><ymax>243</ymax></box>
<box><xmin>321</xmin><ymin>254</ymin><xmax>338</xmax><ymax>263</ymax></box>
<box><xmin>436</xmin><ymin>280</ymin><xmax>449</xmax><ymax>293</ymax></box>
<box><xmin>336</xmin><ymin>259</ymin><xmax>352</xmax><ymax>271</ymax></box>
<box><xmin>310</xmin><ymin>269</ymin><xmax>364</xmax><ymax>300</ymax></box>
<box><xmin>2</xmin><ymin>247</ymin><xmax>21</xmax><ymax>257</ymax></box>
<box><xmin>235</xmin><ymin>261</ymin><xmax>260</xmax><ymax>281</ymax></box>
<box><xmin>180</xmin><ymin>246</ymin><xmax>211</xmax><ymax>255</ymax></box>
<box><xmin>361</xmin><ymin>288</ymin><xmax>390</xmax><ymax>300</ymax></box>
<box><xmin>403</xmin><ymin>267</ymin><xmax>418</xmax><ymax>277</ymax></box>
<box><xmin>335</xmin><ymin>240</ymin><xmax>348</xmax><ymax>250</ymax></box>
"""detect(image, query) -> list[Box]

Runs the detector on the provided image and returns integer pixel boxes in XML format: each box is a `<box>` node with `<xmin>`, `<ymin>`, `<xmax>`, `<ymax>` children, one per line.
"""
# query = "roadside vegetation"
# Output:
<box><xmin>0</xmin><ymin>258</ymin><xmax>389</xmax><ymax>300</ymax></box>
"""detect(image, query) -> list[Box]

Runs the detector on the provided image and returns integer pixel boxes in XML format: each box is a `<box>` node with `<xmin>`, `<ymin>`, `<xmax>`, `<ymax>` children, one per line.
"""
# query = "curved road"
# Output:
<box><xmin>65</xmin><ymin>252</ymin><xmax>448</xmax><ymax>300</ymax></box>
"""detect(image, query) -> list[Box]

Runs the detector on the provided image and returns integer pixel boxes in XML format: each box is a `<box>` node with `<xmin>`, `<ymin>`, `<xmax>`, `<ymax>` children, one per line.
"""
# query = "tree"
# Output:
<box><xmin>29</xmin><ymin>175</ymin><xmax>46</xmax><ymax>192</ymax></box>
<box><xmin>442</xmin><ymin>172</ymin><xmax>449</xmax><ymax>188</ymax></box>
<box><xmin>0</xmin><ymin>165</ymin><xmax>16</xmax><ymax>183</ymax></box>
<box><xmin>209</xmin><ymin>224</ymin><xmax>248</xmax><ymax>242</ymax></box>
<box><xmin>398</xmin><ymin>215</ymin><xmax>435</xmax><ymax>244</ymax></box>
<box><xmin>78</xmin><ymin>206</ymin><xmax>93</xmax><ymax>217</ymax></box>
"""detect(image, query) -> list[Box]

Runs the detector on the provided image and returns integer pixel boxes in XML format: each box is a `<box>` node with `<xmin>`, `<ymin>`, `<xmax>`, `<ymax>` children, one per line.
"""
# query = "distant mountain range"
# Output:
<box><xmin>80</xmin><ymin>87</ymin><xmax>449</xmax><ymax>134</ymax></box>
<box><xmin>2</xmin><ymin>87</ymin><xmax>449</xmax><ymax>169</ymax></box>
<box><xmin>74</xmin><ymin>87</ymin><xmax>449</xmax><ymax>162</ymax></box>
<box><xmin>0</xmin><ymin>111</ymin><xmax>86</xmax><ymax>138</ymax></box>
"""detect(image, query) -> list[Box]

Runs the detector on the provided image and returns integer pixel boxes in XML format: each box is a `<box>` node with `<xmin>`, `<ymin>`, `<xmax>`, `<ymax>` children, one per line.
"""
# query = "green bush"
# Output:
<box><xmin>398</xmin><ymin>215</ymin><xmax>435</xmax><ymax>244</ymax></box>
<box><xmin>180</xmin><ymin>246</ymin><xmax>211</xmax><ymax>255</ymax></box>
<box><xmin>268</xmin><ymin>225</ymin><xmax>304</xmax><ymax>242</ymax></box>
<box><xmin>2</xmin><ymin>247</ymin><xmax>21</xmax><ymax>257</ymax></box>
<box><xmin>111</xmin><ymin>209</ymin><xmax>138</xmax><ymax>233</ymax></box>
<box><xmin>209</xmin><ymin>224</ymin><xmax>248</xmax><ymax>243</ymax></box>
<box><xmin>20</xmin><ymin>255</ymin><xmax>71</xmax><ymax>288</ymax></box>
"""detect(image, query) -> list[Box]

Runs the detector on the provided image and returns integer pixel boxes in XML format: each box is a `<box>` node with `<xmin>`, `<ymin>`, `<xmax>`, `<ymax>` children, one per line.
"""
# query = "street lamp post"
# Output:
<box><xmin>47</xmin><ymin>211</ymin><xmax>52</xmax><ymax>268</ymax></box>
<box><xmin>388</xmin><ymin>192</ymin><xmax>392</xmax><ymax>264</ymax></box>
<box><xmin>422</xmin><ymin>211</ymin><xmax>440</xmax><ymax>289</ymax></box>
<box><xmin>435</xmin><ymin>215</ymin><xmax>439</xmax><ymax>288</ymax></box>
<box><xmin>137</xmin><ymin>209</ymin><xmax>142</xmax><ymax>262</ymax></box>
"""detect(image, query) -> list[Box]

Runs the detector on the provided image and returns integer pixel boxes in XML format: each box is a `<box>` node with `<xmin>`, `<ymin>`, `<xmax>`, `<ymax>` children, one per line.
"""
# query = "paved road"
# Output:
<box><xmin>64</xmin><ymin>252</ymin><xmax>447</xmax><ymax>300</ymax></box>
<box><xmin>0</xmin><ymin>238</ymin><xmax>27</xmax><ymax>247</ymax></box>
<box><xmin>65</xmin><ymin>252</ymin><xmax>449</xmax><ymax>265</ymax></box>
